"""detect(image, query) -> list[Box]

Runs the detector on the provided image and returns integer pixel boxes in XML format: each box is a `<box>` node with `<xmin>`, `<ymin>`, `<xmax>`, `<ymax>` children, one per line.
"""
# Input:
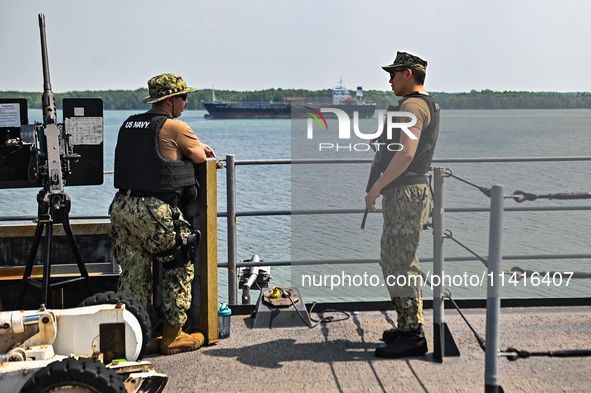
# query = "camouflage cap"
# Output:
<box><xmin>382</xmin><ymin>51</ymin><xmax>428</xmax><ymax>73</ymax></box>
<box><xmin>141</xmin><ymin>73</ymin><xmax>197</xmax><ymax>104</ymax></box>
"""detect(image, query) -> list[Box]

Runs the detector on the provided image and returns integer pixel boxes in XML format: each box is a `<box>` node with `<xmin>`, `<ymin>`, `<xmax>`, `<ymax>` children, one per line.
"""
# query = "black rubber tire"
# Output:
<box><xmin>78</xmin><ymin>291</ymin><xmax>151</xmax><ymax>360</ymax></box>
<box><xmin>20</xmin><ymin>357</ymin><xmax>126</xmax><ymax>393</ymax></box>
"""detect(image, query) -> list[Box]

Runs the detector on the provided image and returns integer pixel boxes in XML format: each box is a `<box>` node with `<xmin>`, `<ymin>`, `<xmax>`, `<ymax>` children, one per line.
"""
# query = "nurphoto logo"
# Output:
<box><xmin>305</xmin><ymin>108</ymin><xmax>418</xmax><ymax>152</ymax></box>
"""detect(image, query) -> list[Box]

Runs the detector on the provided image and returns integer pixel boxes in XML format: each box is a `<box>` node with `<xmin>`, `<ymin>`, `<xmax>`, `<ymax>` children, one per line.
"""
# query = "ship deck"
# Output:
<box><xmin>147</xmin><ymin>305</ymin><xmax>591</xmax><ymax>392</ymax></box>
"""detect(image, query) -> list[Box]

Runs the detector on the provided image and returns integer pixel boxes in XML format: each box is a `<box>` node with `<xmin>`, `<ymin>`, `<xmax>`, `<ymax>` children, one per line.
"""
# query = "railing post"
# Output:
<box><xmin>226</xmin><ymin>154</ymin><xmax>238</xmax><ymax>305</ymax></box>
<box><xmin>432</xmin><ymin>167</ymin><xmax>460</xmax><ymax>363</ymax></box>
<box><xmin>197</xmin><ymin>158</ymin><xmax>219</xmax><ymax>344</ymax></box>
<box><xmin>432</xmin><ymin>167</ymin><xmax>445</xmax><ymax>360</ymax></box>
<box><xmin>485</xmin><ymin>184</ymin><xmax>504</xmax><ymax>393</ymax></box>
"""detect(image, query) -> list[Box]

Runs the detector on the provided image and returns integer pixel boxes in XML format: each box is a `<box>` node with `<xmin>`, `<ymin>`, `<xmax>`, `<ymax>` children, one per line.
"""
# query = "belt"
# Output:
<box><xmin>382</xmin><ymin>174</ymin><xmax>428</xmax><ymax>192</ymax></box>
<box><xmin>405</xmin><ymin>172</ymin><xmax>427</xmax><ymax>177</ymax></box>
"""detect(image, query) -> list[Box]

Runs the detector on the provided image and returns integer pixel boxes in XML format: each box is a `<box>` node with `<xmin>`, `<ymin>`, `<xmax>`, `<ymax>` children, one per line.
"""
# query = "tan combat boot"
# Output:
<box><xmin>189</xmin><ymin>331</ymin><xmax>205</xmax><ymax>347</ymax></box>
<box><xmin>159</xmin><ymin>320</ymin><xmax>204</xmax><ymax>355</ymax></box>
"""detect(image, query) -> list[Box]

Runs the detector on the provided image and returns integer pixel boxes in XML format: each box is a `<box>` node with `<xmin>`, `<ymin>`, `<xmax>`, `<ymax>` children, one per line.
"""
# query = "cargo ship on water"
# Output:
<box><xmin>203</xmin><ymin>79</ymin><xmax>377</xmax><ymax>119</ymax></box>
<box><xmin>203</xmin><ymin>99</ymin><xmax>292</xmax><ymax>119</ymax></box>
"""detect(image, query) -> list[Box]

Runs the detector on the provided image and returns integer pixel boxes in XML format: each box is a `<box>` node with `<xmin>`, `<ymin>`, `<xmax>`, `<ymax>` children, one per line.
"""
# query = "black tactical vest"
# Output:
<box><xmin>379</xmin><ymin>92</ymin><xmax>440</xmax><ymax>179</ymax></box>
<box><xmin>114</xmin><ymin>112</ymin><xmax>196</xmax><ymax>192</ymax></box>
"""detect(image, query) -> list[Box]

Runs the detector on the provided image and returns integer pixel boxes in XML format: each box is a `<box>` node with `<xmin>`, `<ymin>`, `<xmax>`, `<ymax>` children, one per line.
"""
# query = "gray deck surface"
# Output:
<box><xmin>148</xmin><ymin>306</ymin><xmax>591</xmax><ymax>392</ymax></box>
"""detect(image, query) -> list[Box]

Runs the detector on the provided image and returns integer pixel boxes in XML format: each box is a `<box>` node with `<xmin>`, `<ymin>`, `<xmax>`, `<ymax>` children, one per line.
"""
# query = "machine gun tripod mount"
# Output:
<box><xmin>16</xmin><ymin>14</ymin><xmax>99</xmax><ymax>308</ymax></box>
<box><xmin>16</xmin><ymin>183</ymin><xmax>94</xmax><ymax>309</ymax></box>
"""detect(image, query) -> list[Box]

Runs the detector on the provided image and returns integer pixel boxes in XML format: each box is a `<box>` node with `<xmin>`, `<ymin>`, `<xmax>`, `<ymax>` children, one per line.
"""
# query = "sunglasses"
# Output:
<box><xmin>389</xmin><ymin>69</ymin><xmax>408</xmax><ymax>79</ymax></box>
<box><xmin>176</xmin><ymin>93</ymin><xmax>188</xmax><ymax>101</ymax></box>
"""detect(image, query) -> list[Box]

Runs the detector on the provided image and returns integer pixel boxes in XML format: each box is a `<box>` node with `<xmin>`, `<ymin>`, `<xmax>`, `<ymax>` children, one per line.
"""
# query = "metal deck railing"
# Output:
<box><xmin>1</xmin><ymin>155</ymin><xmax>590</xmax><ymax>306</ymax></box>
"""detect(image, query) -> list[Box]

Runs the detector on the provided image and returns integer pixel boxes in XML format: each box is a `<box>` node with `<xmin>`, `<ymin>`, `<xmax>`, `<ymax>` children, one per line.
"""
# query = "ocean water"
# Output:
<box><xmin>1</xmin><ymin>108</ymin><xmax>590</xmax><ymax>303</ymax></box>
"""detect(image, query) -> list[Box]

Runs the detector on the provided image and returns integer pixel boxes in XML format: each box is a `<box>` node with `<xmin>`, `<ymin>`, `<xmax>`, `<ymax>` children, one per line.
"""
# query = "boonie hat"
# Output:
<box><xmin>142</xmin><ymin>73</ymin><xmax>197</xmax><ymax>104</ymax></box>
<box><xmin>382</xmin><ymin>51</ymin><xmax>428</xmax><ymax>73</ymax></box>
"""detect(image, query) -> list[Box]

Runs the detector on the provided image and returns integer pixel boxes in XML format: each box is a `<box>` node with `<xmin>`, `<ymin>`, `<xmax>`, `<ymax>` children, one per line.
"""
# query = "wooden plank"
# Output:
<box><xmin>197</xmin><ymin>159</ymin><xmax>219</xmax><ymax>344</ymax></box>
<box><xmin>0</xmin><ymin>222</ymin><xmax>111</xmax><ymax>238</ymax></box>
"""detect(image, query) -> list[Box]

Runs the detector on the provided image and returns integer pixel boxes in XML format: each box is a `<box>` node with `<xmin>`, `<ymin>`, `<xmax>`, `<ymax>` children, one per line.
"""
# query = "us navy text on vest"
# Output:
<box><xmin>124</xmin><ymin>120</ymin><xmax>151</xmax><ymax>129</ymax></box>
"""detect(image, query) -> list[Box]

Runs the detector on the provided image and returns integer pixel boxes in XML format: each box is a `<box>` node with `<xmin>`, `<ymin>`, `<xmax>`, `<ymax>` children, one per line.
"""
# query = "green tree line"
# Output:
<box><xmin>2</xmin><ymin>88</ymin><xmax>591</xmax><ymax>110</ymax></box>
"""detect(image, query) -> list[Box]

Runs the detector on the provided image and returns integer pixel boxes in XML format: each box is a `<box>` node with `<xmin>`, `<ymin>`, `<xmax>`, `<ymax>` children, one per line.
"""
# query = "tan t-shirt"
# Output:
<box><xmin>400</xmin><ymin>96</ymin><xmax>431</xmax><ymax>131</ymax></box>
<box><xmin>147</xmin><ymin>108</ymin><xmax>201</xmax><ymax>160</ymax></box>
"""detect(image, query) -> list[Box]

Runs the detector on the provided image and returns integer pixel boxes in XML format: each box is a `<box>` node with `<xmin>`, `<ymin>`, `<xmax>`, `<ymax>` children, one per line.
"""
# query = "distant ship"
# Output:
<box><xmin>202</xmin><ymin>80</ymin><xmax>376</xmax><ymax>119</ymax></box>
<box><xmin>202</xmin><ymin>86</ymin><xmax>291</xmax><ymax>119</ymax></box>
<box><xmin>323</xmin><ymin>79</ymin><xmax>377</xmax><ymax>118</ymax></box>
<box><xmin>203</xmin><ymin>100</ymin><xmax>291</xmax><ymax>119</ymax></box>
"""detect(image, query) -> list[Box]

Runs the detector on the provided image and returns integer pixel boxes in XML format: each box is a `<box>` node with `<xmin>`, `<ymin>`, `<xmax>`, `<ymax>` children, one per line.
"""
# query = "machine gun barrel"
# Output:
<box><xmin>38</xmin><ymin>13</ymin><xmax>57</xmax><ymax>125</ymax></box>
<box><xmin>36</xmin><ymin>14</ymin><xmax>64</xmax><ymax>193</ymax></box>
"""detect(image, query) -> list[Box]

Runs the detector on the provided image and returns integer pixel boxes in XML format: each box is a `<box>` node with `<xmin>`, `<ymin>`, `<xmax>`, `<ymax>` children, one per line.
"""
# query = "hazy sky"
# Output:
<box><xmin>2</xmin><ymin>0</ymin><xmax>590</xmax><ymax>93</ymax></box>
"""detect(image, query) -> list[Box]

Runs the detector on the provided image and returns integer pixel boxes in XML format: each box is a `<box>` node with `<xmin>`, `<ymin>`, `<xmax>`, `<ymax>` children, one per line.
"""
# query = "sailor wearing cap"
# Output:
<box><xmin>366</xmin><ymin>52</ymin><xmax>441</xmax><ymax>358</ymax></box>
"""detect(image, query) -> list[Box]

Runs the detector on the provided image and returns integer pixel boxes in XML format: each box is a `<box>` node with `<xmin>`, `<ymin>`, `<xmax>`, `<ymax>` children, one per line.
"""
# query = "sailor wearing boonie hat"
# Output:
<box><xmin>142</xmin><ymin>73</ymin><xmax>198</xmax><ymax>104</ymax></box>
<box><xmin>110</xmin><ymin>73</ymin><xmax>215</xmax><ymax>356</ymax></box>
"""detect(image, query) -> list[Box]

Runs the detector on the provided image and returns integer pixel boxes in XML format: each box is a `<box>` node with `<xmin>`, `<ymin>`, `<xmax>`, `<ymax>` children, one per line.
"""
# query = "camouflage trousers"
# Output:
<box><xmin>109</xmin><ymin>192</ymin><xmax>194</xmax><ymax>326</ymax></box>
<box><xmin>379</xmin><ymin>184</ymin><xmax>431</xmax><ymax>332</ymax></box>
